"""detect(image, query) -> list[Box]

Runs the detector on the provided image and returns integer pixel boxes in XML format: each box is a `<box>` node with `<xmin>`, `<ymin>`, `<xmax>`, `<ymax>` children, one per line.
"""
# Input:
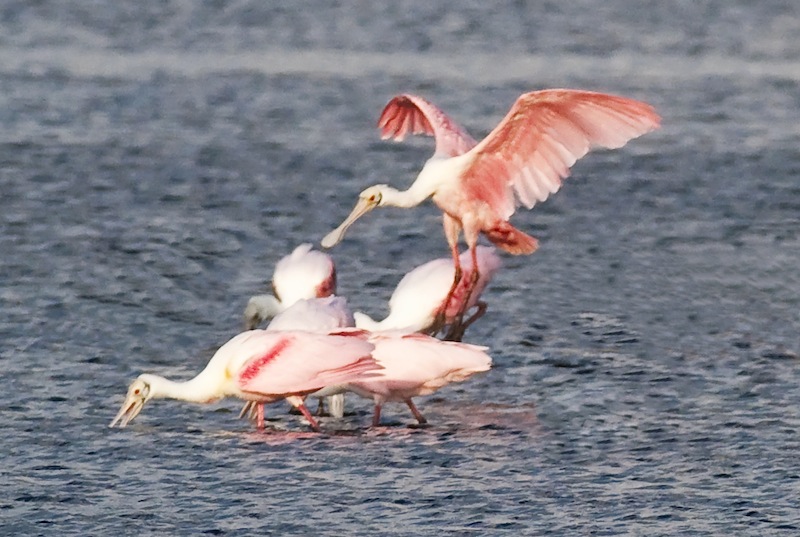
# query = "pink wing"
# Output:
<box><xmin>377</xmin><ymin>94</ymin><xmax>478</xmax><ymax>158</ymax></box>
<box><xmin>460</xmin><ymin>89</ymin><xmax>661</xmax><ymax>219</ymax></box>
<box><xmin>236</xmin><ymin>332</ymin><xmax>377</xmax><ymax>396</ymax></box>
<box><xmin>350</xmin><ymin>333</ymin><xmax>492</xmax><ymax>398</ymax></box>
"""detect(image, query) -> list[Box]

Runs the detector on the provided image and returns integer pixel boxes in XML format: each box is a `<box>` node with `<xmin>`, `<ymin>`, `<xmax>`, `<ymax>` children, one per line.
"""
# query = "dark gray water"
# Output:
<box><xmin>2</xmin><ymin>2</ymin><xmax>799</xmax><ymax>535</ymax></box>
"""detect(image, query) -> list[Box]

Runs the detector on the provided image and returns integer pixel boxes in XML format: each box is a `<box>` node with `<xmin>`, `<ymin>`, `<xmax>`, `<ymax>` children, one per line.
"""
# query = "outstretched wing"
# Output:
<box><xmin>236</xmin><ymin>331</ymin><xmax>377</xmax><ymax>396</ymax></box>
<box><xmin>460</xmin><ymin>89</ymin><xmax>661</xmax><ymax>219</ymax></box>
<box><xmin>378</xmin><ymin>94</ymin><xmax>478</xmax><ymax>158</ymax></box>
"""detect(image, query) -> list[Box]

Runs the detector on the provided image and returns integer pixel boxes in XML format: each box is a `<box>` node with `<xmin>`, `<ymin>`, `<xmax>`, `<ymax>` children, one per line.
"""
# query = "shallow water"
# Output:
<box><xmin>2</xmin><ymin>2</ymin><xmax>799</xmax><ymax>535</ymax></box>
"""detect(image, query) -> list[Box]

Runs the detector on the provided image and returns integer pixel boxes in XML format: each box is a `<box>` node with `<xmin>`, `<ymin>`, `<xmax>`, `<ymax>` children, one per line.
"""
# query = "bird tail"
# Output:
<box><xmin>484</xmin><ymin>222</ymin><xmax>539</xmax><ymax>255</ymax></box>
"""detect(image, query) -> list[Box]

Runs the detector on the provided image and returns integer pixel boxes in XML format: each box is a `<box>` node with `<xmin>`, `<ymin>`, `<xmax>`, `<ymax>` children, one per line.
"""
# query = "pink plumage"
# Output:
<box><xmin>461</xmin><ymin>90</ymin><xmax>662</xmax><ymax>223</ymax></box>
<box><xmin>378</xmin><ymin>94</ymin><xmax>478</xmax><ymax>157</ymax></box>
<box><xmin>346</xmin><ymin>332</ymin><xmax>492</xmax><ymax>426</ymax></box>
<box><xmin>323</xmin><ymin>88</ymin><xmax>660</xmax><ymax>334</ymax></box>
<box><xmin>110</xmin><ymin>329</ymin><xmax>379</xmax><ymax>432</ymax></box>
<box><xmin>235</xmin><ymin>331</ymin><xmax>376</xmax><ymax>397</ymax></box>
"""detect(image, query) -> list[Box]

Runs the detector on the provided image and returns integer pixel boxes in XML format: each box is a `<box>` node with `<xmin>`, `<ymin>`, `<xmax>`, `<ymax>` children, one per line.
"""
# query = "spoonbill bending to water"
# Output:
<box><xmin>354</xmin><ymin>246</ymin><xmax>501</xmax><ymax>341</ymax></box>
<box><xmin>244</xmin><ymin>243</ymin><xmax>336</xmax><ymax>330</ymax></box>
<box><xmin>109</xmin><ymin>330</ymin><xmax>378</xmax><ymax>432</ymax></box>
<box><xmin>347</xmin><ymin>332</ymin><xmax>492</xmax><ymax>426</ymax></box>
<box><xmin>322</xmin><ymin>90</ymin><xmax>660</xmax><ymax>323</ymax></box>
<box><xmin>243</xmin><ymin>243</ymin><xmax>346</xmax><ymax>418</ymax></box>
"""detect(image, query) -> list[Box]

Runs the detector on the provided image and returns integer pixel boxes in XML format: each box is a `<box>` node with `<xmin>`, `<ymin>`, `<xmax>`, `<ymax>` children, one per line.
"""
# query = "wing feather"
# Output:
<box><xmin>461</xmin><ymin>89</ymin><xmax>660</xmax><ymax>218</ymax></box>
<box><xmin>237</xmin><ymin>332</ymin><xmax>377</xmax><ymax>396</ymax></box>
<box><xmin>377</xmin><ymin>94</ymin><xmax>478</xmax><ymax>157</ymax></box>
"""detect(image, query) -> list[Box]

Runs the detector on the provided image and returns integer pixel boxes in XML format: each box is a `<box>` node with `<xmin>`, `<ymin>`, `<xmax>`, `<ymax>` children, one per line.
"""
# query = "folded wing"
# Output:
<box><xmin>236</xmin><ymin>332</ymin><xmax>377</xmax><ymax>396</ymax></box>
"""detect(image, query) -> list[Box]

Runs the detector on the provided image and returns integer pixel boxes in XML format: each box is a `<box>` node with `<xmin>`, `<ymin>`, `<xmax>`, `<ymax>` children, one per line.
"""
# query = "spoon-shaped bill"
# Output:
<box><xmin>321</xmin><ymin>197</ymin><xmax>378</xmax><ymax>248</ymax></box>
<box><xmin>109</xmin><ymin>394</ymin><xmax>146</xmax><ymax>428</ymax></box>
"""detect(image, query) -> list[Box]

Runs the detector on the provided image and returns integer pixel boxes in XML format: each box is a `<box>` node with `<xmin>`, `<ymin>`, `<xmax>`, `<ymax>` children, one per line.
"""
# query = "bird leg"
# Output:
<box><xmin>239</xmin><ymin>402</ymin><xmax>266</xmax><ymax>429</ymax></box>
<box><xmin>316</xmin><ymin>397</ymin><xmax>326</xmax><ymax>416</ymax></box>
<box><xmin>429</xmin><ymin>264</ymin><xmax>462</xmax><ymax>337</ymax></box>
<box><xmin>444</xmin><ymin>247</ymin><xmax>481</xmax><ymax>338</ymax></box>
<box><xmin>430</xmin><ymin>214</ymin><xmax>466</xmax><ymax>338</ymax></box>
<box><xmin>372</xmin><ymin>403</ymin><xmax>382</xmax><ymax>427</ymax></box>
<box><xmin>287</xmin><ymin>395</ymin><xmax>321</xmax><ymax>432</ymax></box>
<box><xmin>405</xmin><ymin>398</ymin><xmax>427</xmax><ymax>425</ymax></box>
<box><xmin>444</xmin><ymin>301</ymin><xmax>487</xmax><ymax>342</ymax></box>
<box><xmin>255</xmin><ymin>403</ymin><xmax>265</xmax><ymax>430</ymax></box>
<box><xmin>238</xmin><ymin>401</ymin><xmax>253</xmax><ymax>420</ymax></box>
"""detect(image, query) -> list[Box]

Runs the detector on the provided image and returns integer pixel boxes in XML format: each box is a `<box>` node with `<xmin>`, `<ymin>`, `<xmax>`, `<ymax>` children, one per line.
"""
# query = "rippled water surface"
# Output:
<box><xmin>2</xmin><ymin>2</ymin><xmax>799</xmax><ymax>535</ymax></box>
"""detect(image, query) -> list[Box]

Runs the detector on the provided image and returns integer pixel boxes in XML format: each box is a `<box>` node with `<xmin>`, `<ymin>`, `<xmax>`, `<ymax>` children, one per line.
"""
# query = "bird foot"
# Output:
<box><xmin>426</xmin><ymin>310</ymin><xmax>448</xmax><ymax>338</ymax></box>
<box><xmin>287</xmin><ymin>396</ymin><xmax>321</xmax><ymax>432</ymax></box>
<box><xmin>405</xmin><ymin>398</ymin><xmax>428</xmax><ymax>425</ymax></box>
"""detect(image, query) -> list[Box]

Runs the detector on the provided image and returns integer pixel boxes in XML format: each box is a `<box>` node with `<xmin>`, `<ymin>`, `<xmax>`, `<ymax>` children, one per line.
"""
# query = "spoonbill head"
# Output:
<box><xmin>245</xmin><ymin>243</ymin><xmax>337</xmax><ymax>330</ymax></box>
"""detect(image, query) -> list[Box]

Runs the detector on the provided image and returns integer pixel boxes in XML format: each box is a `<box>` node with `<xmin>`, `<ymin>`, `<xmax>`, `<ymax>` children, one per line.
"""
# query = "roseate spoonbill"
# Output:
<box><xmin>109</xmin><ymin>330</ymin><xmax>378</xmax><ymax>432</ymax></box>
<box><xmin>242</xmin><ymin>296</ymin><xmax>355</xmax><ymax>420</ymax></box>
<box><xmin>243</xmin><ymin>243</ymin><xmax>345</xmax><ymax>418</ymax></box>
<box><xmin>322</xmin><ymin>90</ymin><xmax>660</xmax><ymax>322</ymax></box>
<box><xmin>346</xmin><ymin>332</ymin><xmax>492</xmax><ymax>426</ymax></box>
<box><xmin>354</xmin><ymin>246</ymin><xmax>501</xmax><ymax>341</ymax></box>
<box><xmin>244</xmin><ymin>243</ymin><xmax>336</xmax><ymax>330</ymax></box>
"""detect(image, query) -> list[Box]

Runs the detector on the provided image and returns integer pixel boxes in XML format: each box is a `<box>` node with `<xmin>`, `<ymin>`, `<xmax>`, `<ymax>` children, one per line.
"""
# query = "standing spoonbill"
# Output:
<box><xmin>354</xmin><ymin>246</ymin><xmax>501</xmax><ymax>341</ymax></box>
<box><xmin>244</xmin><ymin>243</ymin><xmax>336</xmax><ymax>330</ymax></box>
<box><xmin>243</xmin><ymin>243</ymin><xmax>346</xmax><ymax>418</ymax></box>
<box><xmin>346</xmin><ymin>332</ymin><xmax>492</xmax><ymax>426</ymax></box>
<box><xmin>322</xmin><ymin>90</ymin><xmax>660</xmax><ymax>322</ymax></box>
<box><xmin>109</xmin><ymin>330</ymin><xmax>378</xmax><ymax>432</ymax></box>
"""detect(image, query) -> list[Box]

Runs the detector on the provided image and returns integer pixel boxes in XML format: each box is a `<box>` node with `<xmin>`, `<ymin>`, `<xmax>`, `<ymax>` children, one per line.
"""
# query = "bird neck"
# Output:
<box><xmin>381</xmin><ymin>185</ymin><xmax>430</xmax><ymax>209</ymax></box>
<box><xmin>381</xmin><ymin>181</ymin><xmax>435</xmax><ymax>209</ymax></box>
<box><xmin>382</xmin><ymin>155</ymin><xmax>459</xmax><ymax>208</ymax></box>
<box><xmin>140</xmin><ymin>371</ymin><xmax>224</xmax><ymax>404</ymax></box>
<box><xmin>244</xmin><ymin>294</ymin><xmax>283</xmax><ymax>324</ymax></box>
<box><xmin>353</xmin><ymin>311</ymin><xmax>381</xmax><ymax>331</ymax></box>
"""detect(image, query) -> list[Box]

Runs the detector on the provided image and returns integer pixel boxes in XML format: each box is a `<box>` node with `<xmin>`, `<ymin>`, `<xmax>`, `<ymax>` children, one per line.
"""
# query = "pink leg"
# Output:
<box><xmin>431</xmin><ymin>214</ymin><xmax>464</xmax><ymax>336</ymax></box>
<box><xmin>255</xmin><ymin>403</ymin><xmax>265</xmax><ymax>429</ymax></box>
<box><xmin>297</xmin><ymin>404</ymin><xmax>321</xmax><ymax>432</ymax></box>
<box><xmin>444</xmin><ymin>301</ymin><xmax>487</xmax><ymax>342</ymax></box>
<box><xmin>405</xmin><ymin>399</ymin><xmax>427</xmax><ymax>425</ymax></box>
<box><xmin>463</xmin><ymin>244</ymin><xmax>481</xmax><ymax>307</ymax></box>
<box><xmin>287</xmin><ymin>395</ymin><xmax>321</xmax><ymax>432</ymax></box>
<box><xmin>372</xmin><ymin>403</ymin><xmax>382</xmax><ymax>427</ymax></box>
<box><xmin>444</xmin><ymin>244</ymin><xmax>481</xmax><ymax>339</ymax></box>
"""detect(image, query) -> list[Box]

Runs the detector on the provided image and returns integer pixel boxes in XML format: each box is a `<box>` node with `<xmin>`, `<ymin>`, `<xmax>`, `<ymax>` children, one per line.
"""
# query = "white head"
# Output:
<box><xmin>243</xmin><ymin>294</ymin><xmax>282</xmax><ymax>330</ymax></box>
<box><xmin>109</xmin><ymin>374</ymin><xmax>162</xmax><ymax>428</ymax></box>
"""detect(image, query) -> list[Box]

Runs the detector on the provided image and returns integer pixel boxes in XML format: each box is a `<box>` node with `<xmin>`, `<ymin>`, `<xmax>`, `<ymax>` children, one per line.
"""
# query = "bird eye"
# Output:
<box><xmin>133</xmin><ymin>388</ymin><xmax>140</xmax><ymax>395</ymax></box>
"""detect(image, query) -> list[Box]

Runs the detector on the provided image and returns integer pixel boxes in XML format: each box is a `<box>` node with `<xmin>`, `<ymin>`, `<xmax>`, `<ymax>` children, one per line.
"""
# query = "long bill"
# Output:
<box><xmin>321</xmin><ymin>197</ymin><xmax>378</xmax><ymax>248</ymax></box>
<box><xmin>109</xmin><ymin>393</ymin><xmax>146</xmax><ymax>428</ymax></box>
